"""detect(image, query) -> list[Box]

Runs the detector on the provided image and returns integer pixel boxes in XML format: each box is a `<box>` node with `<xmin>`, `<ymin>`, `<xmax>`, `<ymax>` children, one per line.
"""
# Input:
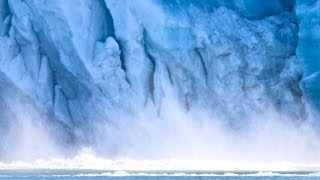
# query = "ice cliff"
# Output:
<box><xmin>0</xmin><ymin>0</ymin><xmax>318</xmax><ymax>159</ymax></box>
<box><xmin>296</xmin><ymin>0</ymin><xmax>320</xmax><ymax>113</ymax></box>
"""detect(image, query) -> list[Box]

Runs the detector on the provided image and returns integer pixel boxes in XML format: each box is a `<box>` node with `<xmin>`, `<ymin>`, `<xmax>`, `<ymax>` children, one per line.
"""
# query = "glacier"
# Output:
<box><xmin>0</xmin><ymin>0</ymin><xmax>319</xmax><ymax>161</ymax></box>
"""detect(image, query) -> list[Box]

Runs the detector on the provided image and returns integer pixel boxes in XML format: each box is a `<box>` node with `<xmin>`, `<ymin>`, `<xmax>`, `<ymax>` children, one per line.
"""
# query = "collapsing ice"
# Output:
<box><xmin>0</xmin><ymin>0</ymin><xmax>319</xmax><ymax>165</ymax></box>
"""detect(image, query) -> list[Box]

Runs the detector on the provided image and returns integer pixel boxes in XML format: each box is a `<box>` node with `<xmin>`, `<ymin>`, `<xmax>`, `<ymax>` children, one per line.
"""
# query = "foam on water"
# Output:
<box><xmin>1</xmin><ymin>171</ymin><xmax>320</xmax><ymax>178</ymax></box>
<box><xmin>0</xmin><ymin>148</ymin><xmax>320</xmax><ymax>175</ymax></box>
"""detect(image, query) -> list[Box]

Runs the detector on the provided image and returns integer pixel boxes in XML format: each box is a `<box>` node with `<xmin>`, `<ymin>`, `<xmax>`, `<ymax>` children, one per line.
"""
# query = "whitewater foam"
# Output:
<box><xmin>0</xmin><ymin>148</ymin><xmax>320</xmax><ymax>172</ymax></box>
<box><xmin>0</xmin><ymin>170</ymin><xmax>320</xmax><ymax>178</ymax></box>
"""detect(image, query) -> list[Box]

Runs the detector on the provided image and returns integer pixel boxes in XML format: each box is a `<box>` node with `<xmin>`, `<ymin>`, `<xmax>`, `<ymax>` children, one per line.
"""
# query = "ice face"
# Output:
<box><xmin>296</xmin><ymin>0</ymin><xmax>320</xmax><ymax>114</ymax></box>
<box><xmin>105</xmin><ymin>0</ymin><xmax>302</xmax><ymax>122</ymax></box>
<box><xmin>158</xmin><ymin>0</ymin><xmax>294</xmax><ymax>19</ymax></box>
<box><xmin>0</xmin><ymin>0</ymin><xmax>317</xmax><ymax>158</ymax></box>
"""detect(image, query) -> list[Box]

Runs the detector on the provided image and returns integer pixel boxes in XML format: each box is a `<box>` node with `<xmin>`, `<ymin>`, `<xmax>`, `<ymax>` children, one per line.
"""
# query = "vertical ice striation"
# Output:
<box><xmin>0</xmin><ymin>0</ymin><xmax>317</xmax><ymax>158</ymax></box>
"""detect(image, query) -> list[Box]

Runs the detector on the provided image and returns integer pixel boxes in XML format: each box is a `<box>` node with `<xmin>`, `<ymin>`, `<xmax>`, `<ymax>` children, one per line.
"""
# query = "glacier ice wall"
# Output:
<box><xmin>0</xmin><ymin>0</ymin><xmax>318</xmax><ymax>159</ymax></box>
<box><xmin>296</xmin><ymin>0</ymin><xmax>320</xmax><ymax>114</ymax></box>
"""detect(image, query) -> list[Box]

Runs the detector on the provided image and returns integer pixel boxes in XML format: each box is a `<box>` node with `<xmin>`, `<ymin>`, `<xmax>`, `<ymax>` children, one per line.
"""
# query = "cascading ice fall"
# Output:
<box><xmin>0</xmin><ymin>0</ymin><xmax>320</xmax><ymax>170</ymax></box>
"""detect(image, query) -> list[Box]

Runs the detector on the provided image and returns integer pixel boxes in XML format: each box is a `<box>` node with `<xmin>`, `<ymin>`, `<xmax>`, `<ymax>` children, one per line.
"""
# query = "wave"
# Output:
<box><xmin>0</xmin><ymin>171</ymin><xmax>320</xmax><ymax>178</ymax></box>
<box><xmin>1</xmin><ymin>159</ymin><xmax>320</xmax><ymax>172</ymax></box>
<box><xmin>0</xmin><ymin>148</ymin><xmax>320</xmax><ymax>177</ymax></box>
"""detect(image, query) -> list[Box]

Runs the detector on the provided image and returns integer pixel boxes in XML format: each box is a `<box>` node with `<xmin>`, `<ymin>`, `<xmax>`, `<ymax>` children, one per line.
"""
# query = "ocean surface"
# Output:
<box><xmin>0</xmin><ymin>170</ymin><xmax>319</xmax><ymax>180</ymax></box>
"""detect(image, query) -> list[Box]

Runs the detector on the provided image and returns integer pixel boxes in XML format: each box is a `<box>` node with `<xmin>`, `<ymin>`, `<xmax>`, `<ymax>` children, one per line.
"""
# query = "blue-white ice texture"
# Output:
<box><xmin>0</xmin><ymin>0</ymin><xmax>319</xmax><ymax>158</ymax></box>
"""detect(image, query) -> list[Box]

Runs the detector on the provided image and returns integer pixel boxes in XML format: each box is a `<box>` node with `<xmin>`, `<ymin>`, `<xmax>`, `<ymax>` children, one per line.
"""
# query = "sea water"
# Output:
<box><xmin>0</xmin><ymin>170</ymin><xmax>319</xmax><ymax>180</ymax></box>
